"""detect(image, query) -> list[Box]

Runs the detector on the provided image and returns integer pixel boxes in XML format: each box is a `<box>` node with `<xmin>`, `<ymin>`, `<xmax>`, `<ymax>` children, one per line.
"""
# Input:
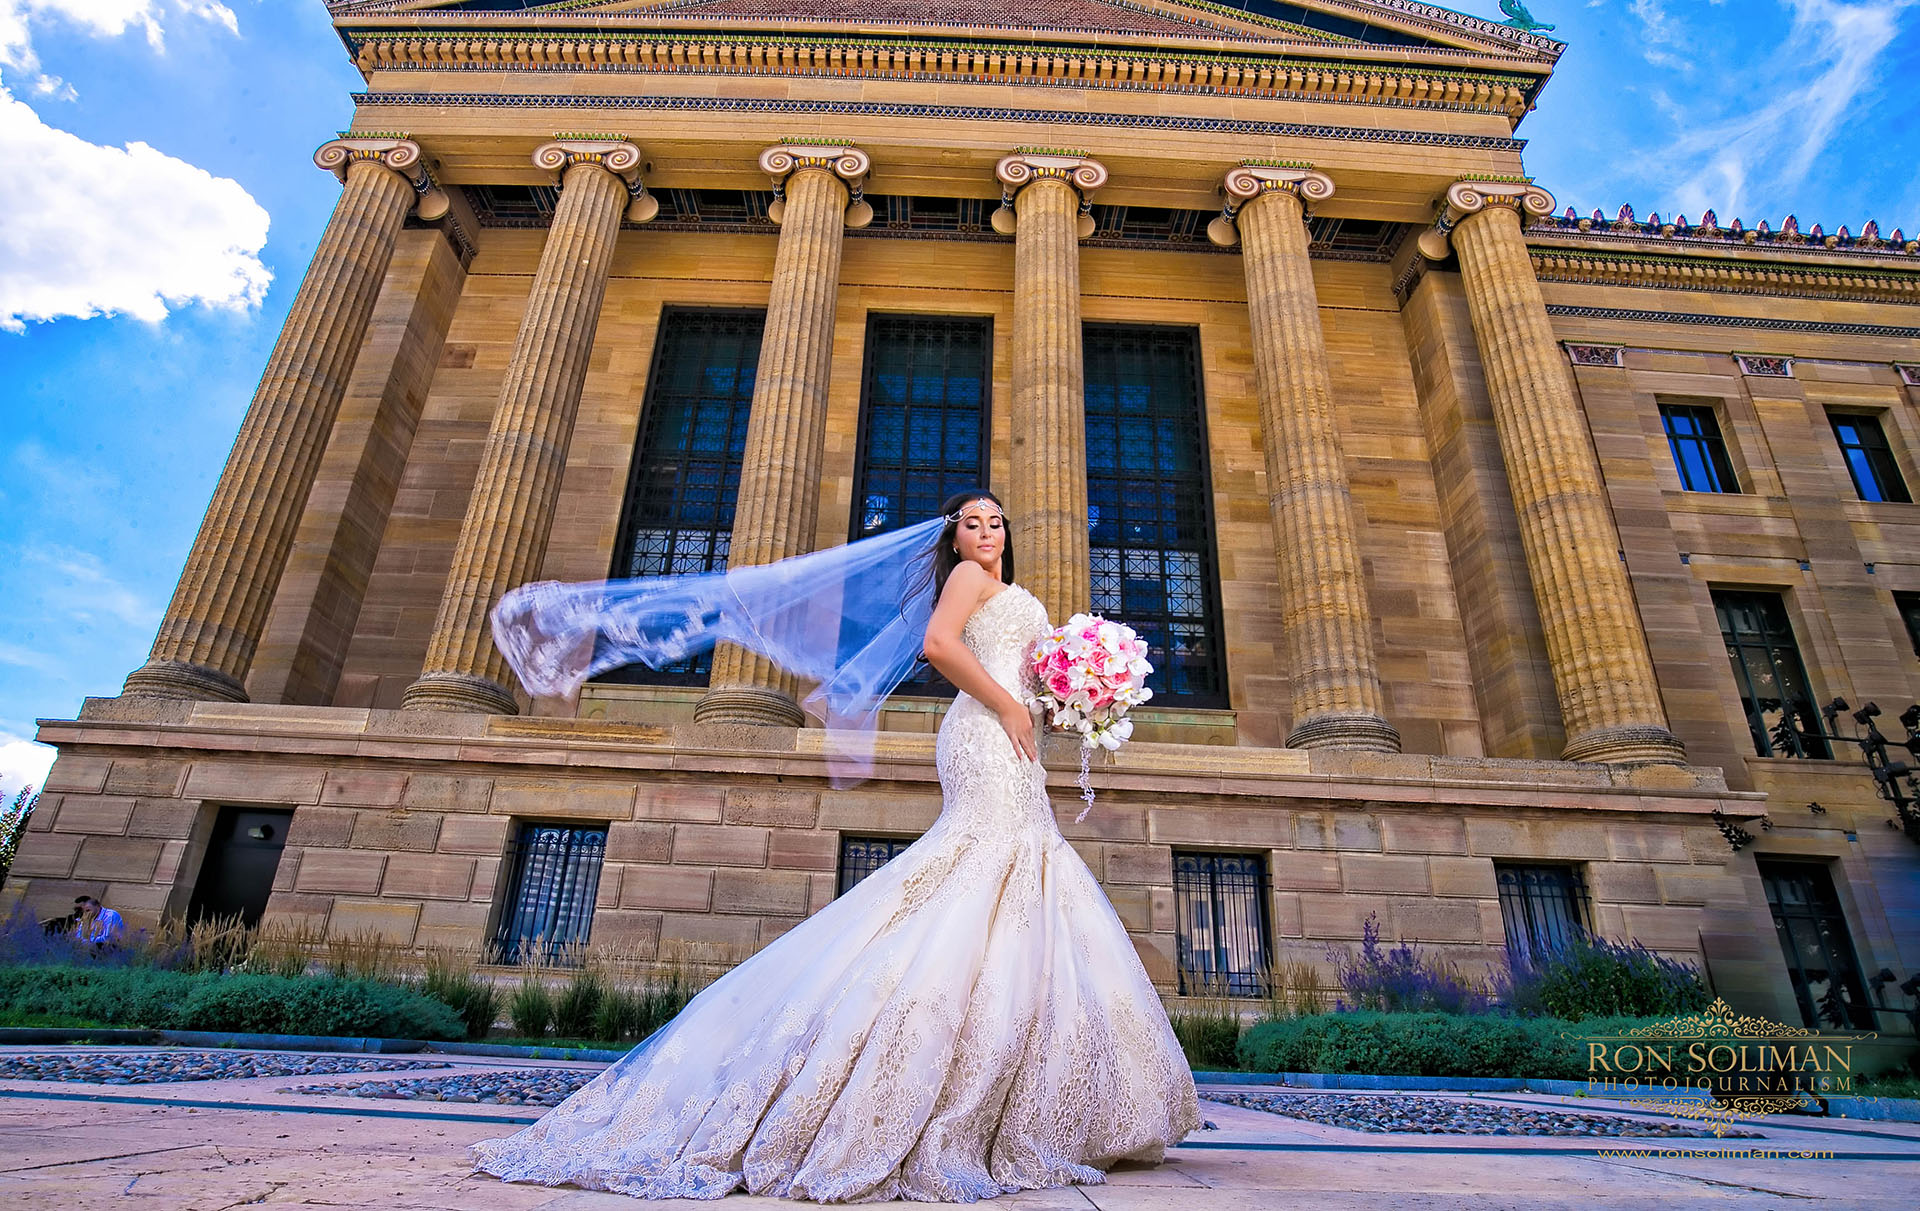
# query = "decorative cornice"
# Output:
<box><xmin>1528</xmin><ymin>246</ymin><xmax>1920</xmax><ymax>307</ymax></box>
<box><xmin>313</xmin><ymin>136</ymin><xmax>451</xmax><ymax>220</ymax></box>
<box><xmin>758</xmin><ymin>141</ymin><xmax>872</xmax><ymax>227</ymax></box>
<box><xmin>1416</xmin><ymin>176</ymin><xmax>1554</xmax><ymax>258</ymax></box>
<box><xmin>991</xmin><ymin>151</ymin><xmax>1108</xmax><ymax>238</ymax></box>
<box><xmin>337</xmin><ymin>32</ymin><xmax>1540</xmax><ymax>120</ymax></box>
<box><xmin>349</xmin><ymin>91</ymin><xmax>1527</xmax><ymax>153</ymax></box>
<box><xmin>1205</xmin><ymin>161</ymin><xmax>1333</xmax><ymax>247</ymax></box>
<box><xmin>1543</xmin><ymin>205</ymin><xmax>1916</xmax><ymax>258</ymax></box>
<box><xmin>532</xmin><ymin>137</ymin><xmax>658</xmax><ymax>221</ymax></box>
<box><xmin>1563</xmin><ymin>343</ymin><xmax>1624</xmax><ymax>368</ymax></box>
<box><xmin>1542</xmin><ymin>304</ymin><xmax>1920</xmax><ymax>341</ymax></box>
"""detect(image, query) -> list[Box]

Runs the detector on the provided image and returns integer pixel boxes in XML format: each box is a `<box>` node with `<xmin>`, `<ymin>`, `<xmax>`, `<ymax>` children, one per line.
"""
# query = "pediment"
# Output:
<box><xmin>328</xmin><ymin>0</ymin><xmax>1563</xmax><ymax>62</ymax></box>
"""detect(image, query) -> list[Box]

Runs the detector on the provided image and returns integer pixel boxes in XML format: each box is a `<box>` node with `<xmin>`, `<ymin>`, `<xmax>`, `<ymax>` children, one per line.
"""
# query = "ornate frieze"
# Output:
<box><xmin>1204</xmin><ymin>161</ymin><xmax>1334</xmax><ymax>248</ymax></box>
<box><xmin>1563</xmin><ymin>343</ymin><xmax>1624</xmax><ymax>368</ymax></box>
<box><xmin>992</xmin><ymin>150</ymin><xmax>1107</xmax><ymax>238</ymax></box>
<box><xmin>351</xmin><ymin>90</ymin><xmax>1528</xmax><ymax>152</ymax></box>
<box><xmin>340</xmin><ymin>34</ymin><xmax>1540</xmax><ymax>120</ymax></box>
<box><xmin>314</xmin><ymin>135</ymin><xmax>451</xmax><ymax>220</ymax></box>
<box><xmin>1528</xmin><ymin>247</ymin><xmax>1920</xmax><ymax>305</ymax></box>
<box><xmin>1543</xmin><ymin>305</ymin><xmax>1920</xmax><ymax>340</ymax></box>
<box><xmin>1734</xmin><ymin>354</ymin><xmax>1794</xmax><ymax>379</ymax></box>
<box><xmin>1542</xmin><ymin>204</ymin><xmax>1916</xmax><ymax>257</ymax></box>
<box><xmin>758</xmin><ymin>141</ymin><xmax>873</xmax><ymax>228</ymax></box>
<box><xmin>533</xmin><ymin>136</ymin><xmax>658</xmax><ymax>221</ymax></box>
<box><xmin>1417</xmin><ymin>176</ymin><xmax>1555</xmax><ymax>260</ymax></box>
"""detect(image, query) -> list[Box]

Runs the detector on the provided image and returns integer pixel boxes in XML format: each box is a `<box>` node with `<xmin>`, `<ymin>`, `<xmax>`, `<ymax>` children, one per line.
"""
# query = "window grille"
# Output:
<box><xmin>849</xmin><ymin>314</ymin><xmax>992</xmax><ymax>695</ymax></box>
<box><xmin>493</xmin><ymin>823</ymin><xmax>607</xmax><ymax>963</ymax></box>
<box><xmin>1829</xmin><ymin>413</ymin><xmax>1912</xmax><ymax>503</ymax></box>
<box><xmin>837</xmin><ymin>836</ymin><xmax>917</xmax><ymax>897</ymax></box>
<box><xmin>599</xmin><ymin>308</ymin><xmax>765</xmax><ymax>685</ymax></box>
<box><xmin>1757</xmin><ymin>860</ymin><xmax>1874</xmax><ymax>1029</ymax></box>
<box><xmin>1495</xmin><ymin>864</ymin><xmax>1591</xmax><ymax>968</ymax></box>
<box><xmin>1712</xmin><ymin>590</ymin><xmax>1831</xmax><ymax>758</ymax></box>
<box><xmin>1660</xmin><ymin>403</ymin><xmax>1741</xmax><ymax>493</ymax></box>
<box><xmin>1172</xmin><ymin>852</ymin><xmax>1271</xmax><ymax>996</ymax></box>
<box><xmin>1897</xmin><ymin>592</ymin><xmax>1920</xmax><ymax>660</ymax></box>
<box><xmin>1083</xmin><ymin>325</ymin><xmax>1228</xmax><ymax>707</ymax></box>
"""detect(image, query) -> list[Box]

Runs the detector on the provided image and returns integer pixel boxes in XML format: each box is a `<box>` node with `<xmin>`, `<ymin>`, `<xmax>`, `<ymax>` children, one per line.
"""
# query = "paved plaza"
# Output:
<box><xmin>3</xmin><ymin>1047</ymin><xmax>1916</xmax><ymax>1210</ymax></box>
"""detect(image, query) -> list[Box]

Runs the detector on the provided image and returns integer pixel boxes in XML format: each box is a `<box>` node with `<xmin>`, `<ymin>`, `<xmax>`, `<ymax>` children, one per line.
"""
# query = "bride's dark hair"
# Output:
<box><xmin>906</xmin><ymin>489</ymin><xmax>1015</xmax><ymax>605</ymax></box>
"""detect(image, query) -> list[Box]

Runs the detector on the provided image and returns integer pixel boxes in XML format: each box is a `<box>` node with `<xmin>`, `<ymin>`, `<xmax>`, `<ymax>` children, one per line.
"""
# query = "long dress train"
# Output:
<box><xmin>471</xmin><ymin>583</ymin><xmax>1201</xmax><ymax>1201</ymax></box>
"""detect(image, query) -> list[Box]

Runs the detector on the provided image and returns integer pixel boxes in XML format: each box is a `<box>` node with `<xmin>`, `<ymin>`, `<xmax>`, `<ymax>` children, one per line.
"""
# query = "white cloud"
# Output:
<box><xmin>0</xmin><ymin>82</ymin><xmax>270</xmax><ymax>330</ymax></box>
<box><xmin>16</xmin><ymin>544</ymin><xmax>161</xmax><ymax>631</ymax></box>
<box><xmin>1619</xmin><ymin>0</ymin><xmax>1915</xmax><ymax>220</ymax></box>
<box><xmin>0</xmin><ymin>1</ymin><xmax>237</xmax><ymax>92</ymax></box>
<box><xmin>0</xmin><ymin>737</ymin><xmax>56</xmax><ymax>803</ymax></box>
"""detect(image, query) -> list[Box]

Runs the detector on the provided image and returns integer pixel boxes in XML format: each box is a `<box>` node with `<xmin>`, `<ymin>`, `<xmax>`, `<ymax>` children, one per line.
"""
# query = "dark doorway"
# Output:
<box><xmin>1757</xmin><ymin>859</ymin><xmax>1873</xmax><ymax>1029</ymax></box>
<box><xmin>187</xmin><ymin>806</ymin><xmax>293</xmax><ymax>927</ymax></box>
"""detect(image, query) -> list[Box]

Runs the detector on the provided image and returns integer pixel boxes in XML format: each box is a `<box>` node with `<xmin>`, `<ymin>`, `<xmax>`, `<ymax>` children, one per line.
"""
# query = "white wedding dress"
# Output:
<box><xmin>471</xmin><ymin>583</ymin><xmax>1200</xmax><ymax>1201</ymax></box>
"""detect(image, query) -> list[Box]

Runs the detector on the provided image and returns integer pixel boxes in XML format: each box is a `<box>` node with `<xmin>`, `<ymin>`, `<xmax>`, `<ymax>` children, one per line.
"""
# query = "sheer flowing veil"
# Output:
<box><xmin>491</xmin><ymin>517</ymin><xmax>946</xmax><ymax>785</ymax></box>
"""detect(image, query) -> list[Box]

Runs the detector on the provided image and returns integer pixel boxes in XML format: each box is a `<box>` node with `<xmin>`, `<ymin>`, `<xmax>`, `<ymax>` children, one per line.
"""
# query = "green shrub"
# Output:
<box><xmin>1496</xmin><ymin>937</ymin><xmax>1710</xmax><ymax>1021</ymax></box>
<box><xmin>1236</xmin><ymin>1011</ymin><xmax>1668</xmax><ymax>1081</ymax></box>
<box><xmin>509</xmin><ymin>973</ymin><xmax>554</xmax><ymax>1039</ymax></box>
<box><xmin>593</xmin><ymin>985</ymin><xmax>637</xmax><ymax>1043</ymax></box>
<box><xmin>552</xmin><ymin>969</ymin><xmax>604</xmax><ymax>1040</ymax></box>
<box><xmin>0</xmin><ymin>964</ymin><xmax>461</xmax><ymax>1040</ymax></box>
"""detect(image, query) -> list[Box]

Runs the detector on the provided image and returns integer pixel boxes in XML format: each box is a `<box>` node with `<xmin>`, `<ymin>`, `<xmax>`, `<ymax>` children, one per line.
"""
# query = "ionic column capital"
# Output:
<box><xmin>991</xmin><ymin>150</ymin><xmax>1108</xmax><ymax>238</ymax></box>
<box><xmin>314</xmin><ymin>135</ymin><xmax>451</xmax><ymax>221</ymax></box>
<box><xmin>1205</xmin><ymin>162</ymin><xmax>1334</xmax><ymax>247</ymax></box>
<box><xmin>534</xmin><ymin>137</ymin><xmax>658</xmax><ymax>222</ymax></box>
<box><xmin>1417</xmin><ymin>177</ymin><xmax>1556</xmax><ymax>259</ymax></box>
<box><xmin>758</xmin><ymin>142</ymin><xmax>873</xmax><ymax>228</ymax></box>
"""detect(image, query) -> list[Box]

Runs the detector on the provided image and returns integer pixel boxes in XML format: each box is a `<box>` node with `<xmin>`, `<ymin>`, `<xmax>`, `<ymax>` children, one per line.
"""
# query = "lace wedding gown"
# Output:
<box><xmin>471</xmin><ymin>583</ymin><xmax>1200</xmax><ymax>1201</ymax></box>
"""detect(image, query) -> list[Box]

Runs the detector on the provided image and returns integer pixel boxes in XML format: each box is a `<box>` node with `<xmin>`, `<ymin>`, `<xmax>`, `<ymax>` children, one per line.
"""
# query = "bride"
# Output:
<box><xmin>471</xmin><ymin>491</ymin><xmax>1200</xmax><ymax>1201</ymax></box>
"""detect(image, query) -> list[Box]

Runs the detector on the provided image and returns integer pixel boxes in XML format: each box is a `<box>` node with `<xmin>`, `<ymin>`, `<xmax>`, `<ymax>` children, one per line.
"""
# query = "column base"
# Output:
<box><xmin>693</xmin><ymin>686</ymin><xmax>805</xmax><ymax>727</ymax></box>
<box><xmin>1287</xmin><ymin>712</ymin><xmax>1401</xmax><ymax>753</ymax></box>
<box><xmin>1561</xmin><ymin>723</ymin><xmax>1687</xmax><ymax>766</ymax></box>
<box><xmin>121</xmin><ymin>660</ymin><xmax>249</xmax><ymax>704</ymax></box>
<box><xmin>401</xmin><ymin>672</ymin><xmax>518</xmax><ymax>715</ymax></box>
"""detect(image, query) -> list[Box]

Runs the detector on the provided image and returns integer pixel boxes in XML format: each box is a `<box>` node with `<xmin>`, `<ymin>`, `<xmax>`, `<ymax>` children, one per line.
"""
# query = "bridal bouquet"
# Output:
<box><xmin>1029</xmin><ymin>614</ymin><xmax>1154</xmax><ymax>820</ymax></box>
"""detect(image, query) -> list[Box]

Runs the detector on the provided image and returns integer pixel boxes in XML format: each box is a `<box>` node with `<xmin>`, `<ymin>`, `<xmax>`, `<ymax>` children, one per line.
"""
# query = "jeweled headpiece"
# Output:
<box><xmin>946</xmin><ymin>498</ymin><xmax>1007</xmax><ymax>525</ymax></box>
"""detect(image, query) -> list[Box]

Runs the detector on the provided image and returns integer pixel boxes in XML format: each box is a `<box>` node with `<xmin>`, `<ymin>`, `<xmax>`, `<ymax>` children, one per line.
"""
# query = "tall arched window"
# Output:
<box><xmin>600</xmin><ymin>308</ymin><xmax>765</xmax><ymax>685</ymax></box>
<box><xmin>1083</xmin><ymin>324</ymin><xmax>1227</xmax><ymax>707</ymax></box>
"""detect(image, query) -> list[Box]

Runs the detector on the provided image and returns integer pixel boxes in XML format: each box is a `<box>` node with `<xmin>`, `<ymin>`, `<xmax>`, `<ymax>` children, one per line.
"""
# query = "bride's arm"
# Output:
<box><xmin>922</xmin><ymin>562</ymin><xmax>1038</xmax><ymax>762</ymax></box>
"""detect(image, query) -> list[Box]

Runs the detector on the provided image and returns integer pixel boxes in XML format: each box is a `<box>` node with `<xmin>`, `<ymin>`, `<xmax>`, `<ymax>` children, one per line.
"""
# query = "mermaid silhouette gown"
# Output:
<box><xmin>471</xmin><ymin>583</ymin><xmax>1201</xmax><ymax>1201</ymax></box>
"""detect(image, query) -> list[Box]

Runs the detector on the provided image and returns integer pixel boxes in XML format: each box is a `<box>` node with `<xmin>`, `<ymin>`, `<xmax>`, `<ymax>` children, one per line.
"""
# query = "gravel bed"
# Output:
<box><xmin>0</xmin><ymin>1051</ymin><xmax>449</xmax><ymax>1086</ymax></box>
<box><xmin>1202</xmin><ymin>1091</ymin><xmax>1762</xmax><ymax>1138</ymax></box>
<box><xmin>283</xmin><ymin>1068</ymin><xmax>598</xmax><ymax>1106</ymax></box>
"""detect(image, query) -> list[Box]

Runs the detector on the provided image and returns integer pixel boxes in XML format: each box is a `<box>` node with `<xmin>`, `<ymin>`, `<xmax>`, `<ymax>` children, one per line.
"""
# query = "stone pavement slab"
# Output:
<box><xmin>3</xmin><ymin>1048</ymin><xmax>1916</xmax><ymax>1209</ymax></box>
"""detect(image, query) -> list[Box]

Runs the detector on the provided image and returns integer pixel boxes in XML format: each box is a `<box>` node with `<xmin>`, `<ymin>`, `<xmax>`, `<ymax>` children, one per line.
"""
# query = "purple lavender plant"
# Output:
<box><xmin>1325</xmin><ymin>913</ymin><xmax>1490</xmax><ymax>1014</ymax></box>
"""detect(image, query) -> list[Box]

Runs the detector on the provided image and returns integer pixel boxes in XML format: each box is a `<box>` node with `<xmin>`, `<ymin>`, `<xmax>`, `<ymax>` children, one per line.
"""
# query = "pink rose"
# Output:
<box><xmin>1046</xmin><ymin>670</ymin><xmax>1075</xmax><ymax>698</ymax></box>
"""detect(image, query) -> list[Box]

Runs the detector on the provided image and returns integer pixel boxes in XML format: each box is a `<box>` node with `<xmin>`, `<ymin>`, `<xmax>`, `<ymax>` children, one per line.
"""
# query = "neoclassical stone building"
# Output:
<box><xmin>11</xmin><ymin>0</ymin><xmax>1920</xmax><ymax>1031</ymax></box>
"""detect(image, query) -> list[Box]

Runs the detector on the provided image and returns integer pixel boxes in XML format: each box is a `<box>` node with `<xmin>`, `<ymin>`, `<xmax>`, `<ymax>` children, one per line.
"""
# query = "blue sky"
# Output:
<box><xmin>1</xmin><ymin>0</ymin><xmax>1917</xmax><ymax>797</ymax></box>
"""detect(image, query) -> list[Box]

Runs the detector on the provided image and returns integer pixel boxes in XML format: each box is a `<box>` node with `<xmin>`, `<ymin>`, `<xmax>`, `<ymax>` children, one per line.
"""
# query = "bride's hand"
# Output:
<box><xmin>997</xmin><ymin>699</ymin><xmax>1038</xmax><ymax>763</ymax></box>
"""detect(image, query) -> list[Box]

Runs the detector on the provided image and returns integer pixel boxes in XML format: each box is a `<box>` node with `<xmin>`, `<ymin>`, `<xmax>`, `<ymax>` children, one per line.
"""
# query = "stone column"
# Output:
<box><xmin>1424</xmin><ymin>180</ymin><xmax>1684</xmax><ymax>764</ymax></box>
<box><xmin>123</xmin><ymin>138</ymin><xmax>449</xmax><ymax>702</ymax></box>
<box><xmin>403</xmin><ymin>139</ymin><xmax>655</xmax><ymax>713</ymax></box>
<box><xmin>694</xmin><ymin>144</ymin><xmax>871</xmax><ymax>726</ymax></box>
<box><xmin>1208</xmin><ymin>164</ymin><xmax>1397</xmax><ymax>752</ymax></box>
<box><xmin>992</xmin><ymin>150</ymin><xmax>1107</xmax><ymax>627</ymax></box>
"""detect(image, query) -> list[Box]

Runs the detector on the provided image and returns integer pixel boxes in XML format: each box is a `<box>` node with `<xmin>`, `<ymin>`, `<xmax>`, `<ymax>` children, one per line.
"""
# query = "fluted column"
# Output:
<box><xmin>694</xmin><ymin>143</ymin><xmax>871</xmax><ymax>726</ymax></box>
<box><xmin>1426</xmin><ymin>180</ymin><xmax>1684</xmax><ymax>764</ymax></box>
<box><xmin>123</xmin><ymin>138</ymin><xmax>449</xmax><ymax>702</ymax></box>
<box><xmin>993</xmin><ymin>150</ymin><xmax>1107</xmax><ymax>627</ymax></box>
<box><xmin>1208</xmin><ymin>164</ymin><xmax>1397</xmax><ymax>752</ymax></box>
<box><xmin>403</xmin><ymin>139</ymin><xmax>655</xmax><ymax>713</ymax></box>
